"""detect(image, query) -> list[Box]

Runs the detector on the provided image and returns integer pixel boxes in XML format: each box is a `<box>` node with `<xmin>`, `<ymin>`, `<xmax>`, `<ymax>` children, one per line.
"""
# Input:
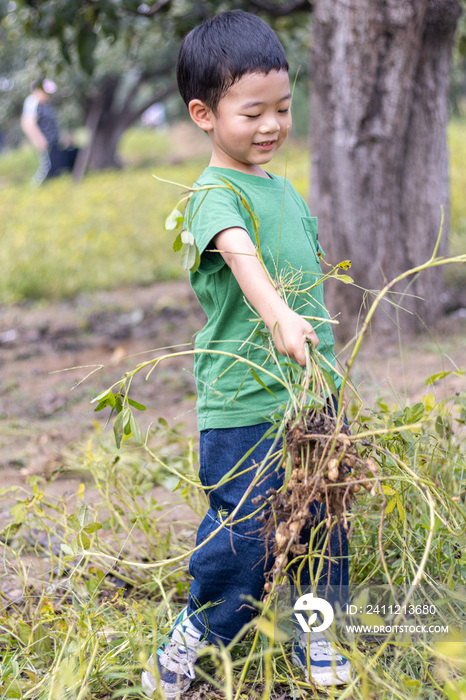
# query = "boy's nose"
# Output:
<box><xmin>259</xmin><ymin>115</ymin><xmax>280</xmax><ymax>133</ymax></box>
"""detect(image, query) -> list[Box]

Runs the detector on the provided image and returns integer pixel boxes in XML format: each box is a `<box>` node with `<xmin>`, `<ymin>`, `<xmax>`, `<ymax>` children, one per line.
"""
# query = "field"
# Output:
<box><xmin>0</xmin><ymin>122</ymin><xmax>465</xmax><ymax>699</ymax></box>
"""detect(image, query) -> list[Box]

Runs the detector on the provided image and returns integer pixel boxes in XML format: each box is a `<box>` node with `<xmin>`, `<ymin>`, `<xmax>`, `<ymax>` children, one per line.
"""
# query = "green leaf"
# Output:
<box><xmin>173</xmin><ymin>232</ymin><xmax>183</xmax><ymax>252</ymax></box>
<box><xmin>336</xmin><ymin>272</ymin><xmax>353</xmax><ymax>284</ymax></box>
<box><xmin>67</xmin><ymin>514</ymin><xmax>80</xmax><ymax>531</ymax></box>
<box><xmin>127</xmin><ymin>398</ymin><xmax>146</xmax><ymax>411</ymax></box>
<box><xmin>435</xmin><ymin>415</ymin><xmax>445</xmax><ymax>438</ymax></box>
<box><xmin>385</xmin><ymin>498</ymin><xmax>397</xmax><ymax>515</ymax></box>
<box><xmin>77</xmin><ymin>531</ymin><xmax>91</xmax><ymax>550</ymax></box>
<box><xmin>92</xmin><ymin>388</ymin><xmax>113</xmax><ymax>404</ymax></box>
<box><xmin>10</xmin><ymin>501</ymin><xmax>28</xmax><ymax>525</ymax></box>
<box><xmin>113</xmin><ymin>411</ymin><xmax>125</xmax><ymax>448</ymax></box>
<box><xmin>93</xmin><ymin>399</ymin><xmax>110</xmax><ymax>412</ymax></box>
<box><xmin>180</xmin><ymin>242</ymin><xmax>199</xmax><ymax>271</ymax></box>
<box><xmin>33</xmin><ymin>624</ymin><xmax>52</xmax><ymax>655</ymax></box>
<box><xmin>83</xmin><ymin>522</ymin><xmax>102</xmax><ymax>535</ymax></box>
<box><xmin>130</xmin><ymin>415</ymin><xmax>141</xmax><ymax>443</ymax></box>
<box><xmin>407</xmin><ymin>402</ymin><xmax>424</xmax><ymax>424</ymax></box>
<box><xmin>191</xmin><ymin>246</ymin><xmax>201</xmax><ymax>273</ymax></box>
<box><xmin>60</xmin><ymin>543</ymin><xmax>76</xmax><ymax>557</ymax></box>
<box><xmin>78</xmin><ymin>504</ymin><xmax>90</xmax><ymax>527</ymax></box>
<box><xmin>181</xmin><ymin>230</ymin><xmax>195</xmax><ymax>246</ymax></box>
<box><xmin>250</xmin><ymin>368</ymin><xmax>278</xmax><ymax>399</ymax></box>
<box><xmin>425</xmin><ymin>368</ymin><xmax>464</xmax><ymax>385</ymax></box>
<box><xmin>395</xmin><ymin>494</ymin><xmax>406</xmax><ymax>522</ymax></box>
<box><xmin>88</xmin><ymin>566</ymin><xmax>105</xmax><ymax>581</ymax></box>
<box><xmin>18</xmin><ymin>621</ymin><xmax>31</xmax><ymax>644</ymax></box>
<box><xmin>77</xmin><ymin>24</ymin><xmax>97</xmax><ymax>74</ymax></box>
<box><xmin>165</xmin><ymin>207</ymin><xmax>184</xmax><ymax>231</ymax></box>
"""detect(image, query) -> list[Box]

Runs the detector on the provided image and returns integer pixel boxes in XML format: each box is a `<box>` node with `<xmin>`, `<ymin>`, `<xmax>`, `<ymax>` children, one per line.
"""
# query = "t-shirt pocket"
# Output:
<box><xmin>301</xmin><ymin>216</ymin><xmax>324</xmax><ymax>261</ymax></box>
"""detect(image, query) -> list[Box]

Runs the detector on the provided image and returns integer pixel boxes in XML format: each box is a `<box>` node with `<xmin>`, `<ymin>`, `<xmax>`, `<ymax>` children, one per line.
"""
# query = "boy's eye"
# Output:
<box><xmin>278</xmin><ymin>108</ymin><xmax>290</xmax><ymax>114</ymax></box>
<box><xmin>244</xmin><ymin>114</ymin><xmax>260</xmax><ymax>119</ymax></box>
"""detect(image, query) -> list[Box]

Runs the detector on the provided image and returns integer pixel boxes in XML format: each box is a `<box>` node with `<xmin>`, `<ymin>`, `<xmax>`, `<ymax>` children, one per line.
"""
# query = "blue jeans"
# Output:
<box><xmin>187</xmin><ymin>419</ymin><xmax>349</xmax><ymax>645</ymax></box>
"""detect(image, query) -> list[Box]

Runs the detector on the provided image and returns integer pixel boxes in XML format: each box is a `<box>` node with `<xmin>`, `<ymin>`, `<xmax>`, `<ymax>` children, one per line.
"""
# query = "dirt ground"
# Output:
<box><xmin>0</xmin><ymin>281</ymin><xmax>207</xmax><ymax>603</ymax></box>
<box><xmin>1</xmin><ymin>279</ymin><xmax>465</xmax><ymax>487</ymax></box>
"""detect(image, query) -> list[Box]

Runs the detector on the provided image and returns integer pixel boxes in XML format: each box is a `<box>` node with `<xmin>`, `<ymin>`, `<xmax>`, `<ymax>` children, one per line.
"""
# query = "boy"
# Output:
<box><xmin>142</xmin><ymin>10</ymin><xmax>350</xmax><ymax>697</ymax></box>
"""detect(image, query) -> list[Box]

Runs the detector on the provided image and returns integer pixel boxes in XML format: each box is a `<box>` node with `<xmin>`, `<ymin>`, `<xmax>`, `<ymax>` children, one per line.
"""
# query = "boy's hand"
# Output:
<box><xmin>214</xmin><ymin>227</ymin><xmax>320</xmax><ymax>367</ymax></box>
<box><xmin>269</xmin><ymin>307</ymin><xmax>319</xmax><ymax>367</ymax></box>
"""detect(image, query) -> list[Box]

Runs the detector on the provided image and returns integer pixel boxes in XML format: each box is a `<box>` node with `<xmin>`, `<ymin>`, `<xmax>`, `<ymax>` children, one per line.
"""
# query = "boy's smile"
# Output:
<box><xmin>193</xmin><ymin>70</ymin><xmax>292</xmax><ymax>177</ymax></box>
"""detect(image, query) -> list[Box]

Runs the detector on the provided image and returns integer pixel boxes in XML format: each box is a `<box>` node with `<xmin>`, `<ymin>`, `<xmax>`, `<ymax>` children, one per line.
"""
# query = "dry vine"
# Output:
<box><xmin>254</xmin><ymin>407</ymin><xmax>380</xmax><ymax>592</ymax></box>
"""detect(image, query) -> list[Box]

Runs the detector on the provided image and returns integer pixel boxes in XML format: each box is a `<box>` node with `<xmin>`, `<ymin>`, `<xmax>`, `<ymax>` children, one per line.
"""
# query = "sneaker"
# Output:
<box><xmin>142</xmin><ymin>608</ymin><xmax>208</xmax><ymax>698</ymax></box>
<box><xmin>292</xmin><ymin>631</ymin><xmax>351</xmax><ymax>687</ymax></box>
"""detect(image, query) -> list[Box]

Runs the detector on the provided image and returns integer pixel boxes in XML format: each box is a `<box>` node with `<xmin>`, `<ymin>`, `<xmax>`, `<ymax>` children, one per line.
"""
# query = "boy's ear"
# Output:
<box><xmin>188</xmin><ymin>99</ymin><xmax>213</xmax><ymax>132</ymax></box>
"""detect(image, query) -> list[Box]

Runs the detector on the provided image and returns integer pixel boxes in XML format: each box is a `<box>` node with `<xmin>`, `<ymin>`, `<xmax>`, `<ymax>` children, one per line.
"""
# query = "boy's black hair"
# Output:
<box><xmin>176</xmin><ymin>10</ymin><xmax>289</xmax><ymax>113</ymax></box>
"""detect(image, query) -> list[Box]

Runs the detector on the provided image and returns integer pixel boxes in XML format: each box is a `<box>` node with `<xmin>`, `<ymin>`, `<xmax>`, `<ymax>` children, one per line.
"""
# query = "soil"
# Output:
<box><xmin>0</xmin><ymin>281</ymin><xmax>201</xmax><ymax>473</ymax></box>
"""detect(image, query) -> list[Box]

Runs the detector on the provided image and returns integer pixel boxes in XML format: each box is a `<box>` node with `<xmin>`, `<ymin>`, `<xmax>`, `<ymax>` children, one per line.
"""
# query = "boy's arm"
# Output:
<box><xmin>214</xmin><ymin>227</ymin><xmax>319</xmax><ymax>367</ymax></box>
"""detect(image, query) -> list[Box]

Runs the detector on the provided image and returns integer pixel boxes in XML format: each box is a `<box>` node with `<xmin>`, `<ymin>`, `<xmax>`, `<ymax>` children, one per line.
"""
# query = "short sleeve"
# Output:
<box><xmin>186</xmin><ymin>179</ymin><xmax>251</xmax><ymax>274</ymax></box>
<box><xmin>22</xmin><ymin>95</ymin><xmax>38</xmax><ymax>119</ymax></box>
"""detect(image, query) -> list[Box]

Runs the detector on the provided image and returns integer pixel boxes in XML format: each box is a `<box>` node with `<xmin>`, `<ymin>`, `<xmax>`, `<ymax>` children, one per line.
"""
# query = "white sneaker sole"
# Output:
<box><xmin>292</xmin><ymin>652</ymin><xmax>351</xmax><ymax>687</ymax></box>
<box><xmin>141</xmin><ymin>668</ymin><xmax>192</xmax><ymax>698</ymax></box>
<box><xmin>141</xmin><ymin>670</ymin><xmax>156</xmax><ymax>697</ymax></box>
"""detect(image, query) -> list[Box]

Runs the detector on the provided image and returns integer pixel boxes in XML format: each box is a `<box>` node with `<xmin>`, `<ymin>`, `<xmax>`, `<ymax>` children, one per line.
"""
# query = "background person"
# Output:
<box><xmin>21</xmin><ymin>77</ymin><xmax>78</xmax><ymax>185</ymax></box>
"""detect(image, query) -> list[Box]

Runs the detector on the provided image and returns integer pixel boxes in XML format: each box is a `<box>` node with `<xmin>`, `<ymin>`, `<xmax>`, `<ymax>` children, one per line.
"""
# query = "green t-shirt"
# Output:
<box><xmin>187</xmin><ymin>166</ymin><xmax>339</xmax><ymax>431</ymax></box>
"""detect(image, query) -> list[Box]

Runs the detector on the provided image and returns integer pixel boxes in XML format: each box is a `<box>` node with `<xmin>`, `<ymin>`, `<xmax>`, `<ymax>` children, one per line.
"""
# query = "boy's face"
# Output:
<box><xmin>201</xmin><ymin>70</ymin><xmax>292</xmax><ymax>176</ymax></box>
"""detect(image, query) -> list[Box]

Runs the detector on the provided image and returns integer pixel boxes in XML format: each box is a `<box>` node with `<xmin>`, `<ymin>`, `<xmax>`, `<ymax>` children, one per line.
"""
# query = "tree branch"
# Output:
<box><xmin>123</xmin><ymin>0</ymin><xmax>171</xmax><ymax>18</ymax></box>
<box><xmin>142</xmin><ymin>0</ymin><xmax>171</xmax><ymax>17</ymax></box>
<box><xmin>141</xmin><ymin>62</ymin><xmax>177</xmax><ymax>82</ymax></box>
<box><xmin>121</xmin><ymin>62</ymin><xmax>175</xmax><ymax>110</ymax></box>
<box><xmin>124</xmin><ymin>83</ymin><xmax>178</xmax><ymax>127</ymax></box>
<box><xmin>248</xmin><ymin>0</ymin><xmax>313</xmax><ymax>16</ymax></box>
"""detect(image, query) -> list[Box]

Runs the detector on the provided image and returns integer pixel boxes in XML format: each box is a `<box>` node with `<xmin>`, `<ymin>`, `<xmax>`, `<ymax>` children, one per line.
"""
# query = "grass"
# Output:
<box><xmin>1</xmin><ymin>119</ymin><xmax>465</xmax><ymax>304</ymax></box>
<box><xmin>0</xmin><ymin>137</ymin><xmax>205</xmax><ymax>303</ymax></box>
<box><xmin>0</xmin><ymin>369</ymin><xmax>464</xmax><ymax>699</ymax></box>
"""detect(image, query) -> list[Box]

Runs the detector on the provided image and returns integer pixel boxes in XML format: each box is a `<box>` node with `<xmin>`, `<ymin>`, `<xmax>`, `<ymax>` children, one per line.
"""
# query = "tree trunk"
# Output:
<box><xmin>73</xmin><ymin>77</ymin><xmax>122</xmax><ymax>180</ymax></box>
<box><xmin>72</xmin><ymin>77</ymin><xmax>177</xmax><ymax>180</ymax></box>
<box><xmin>83</xmin><ymin>120</ymin><xmax>125</xmax><ymax>171</ymax></box>
<box><xmin>310</xmin><ymin>0</ymin><xmax>461</xmax><ymax>340</ymax></box>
